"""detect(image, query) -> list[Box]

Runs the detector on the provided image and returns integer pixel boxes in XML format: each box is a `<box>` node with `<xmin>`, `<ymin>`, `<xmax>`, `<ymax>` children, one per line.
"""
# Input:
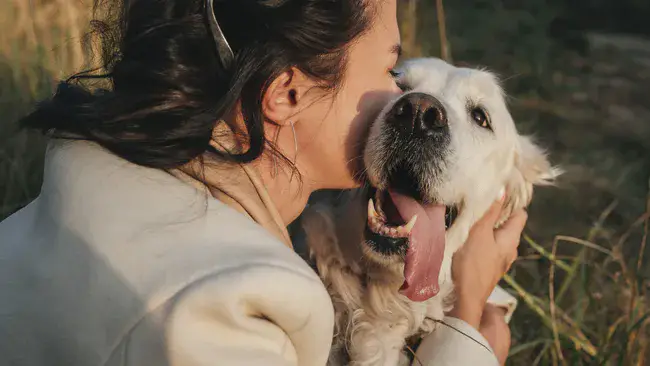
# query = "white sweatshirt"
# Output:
<box><xmin>0</xmin><ymin>141</ymin><xmax>499</xmax><ymax>366</ymax></box>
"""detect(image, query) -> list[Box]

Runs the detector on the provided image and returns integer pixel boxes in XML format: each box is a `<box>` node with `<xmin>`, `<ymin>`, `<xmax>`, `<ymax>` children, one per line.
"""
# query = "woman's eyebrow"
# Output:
<box><xmin>391</xmin><ymin>44</ymin><xmax>402</xmax><ymax>57</ymax></box>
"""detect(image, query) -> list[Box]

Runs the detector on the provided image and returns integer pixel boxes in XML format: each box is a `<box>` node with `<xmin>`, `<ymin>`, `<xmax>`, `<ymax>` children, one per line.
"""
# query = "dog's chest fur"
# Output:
<box><xmin>298</xmin><ymin>190</ymin><xmax>456</xmax><ymax>366</ymax></box>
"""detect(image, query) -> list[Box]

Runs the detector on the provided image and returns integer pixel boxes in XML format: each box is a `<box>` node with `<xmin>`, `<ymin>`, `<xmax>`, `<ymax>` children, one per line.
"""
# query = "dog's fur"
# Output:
<box><xmin>301</xmin><ymin>58</ymin><xmax>560</xmax><ymax>366</ymax></box>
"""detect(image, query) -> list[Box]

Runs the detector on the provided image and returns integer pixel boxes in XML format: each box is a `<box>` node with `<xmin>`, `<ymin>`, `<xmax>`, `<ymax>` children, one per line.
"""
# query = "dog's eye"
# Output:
<box><xmin>470</xmin><ymin>108</ymin><xmax>491</xmax><ymax>130</ymax></box>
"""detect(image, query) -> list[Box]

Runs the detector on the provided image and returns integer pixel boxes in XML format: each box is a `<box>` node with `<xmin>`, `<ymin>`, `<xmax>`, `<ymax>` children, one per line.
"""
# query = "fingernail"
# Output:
<box><xmin>498</xmin><ymin>187</ymin><xmax>506</xmax><ymax>202</ymax></box>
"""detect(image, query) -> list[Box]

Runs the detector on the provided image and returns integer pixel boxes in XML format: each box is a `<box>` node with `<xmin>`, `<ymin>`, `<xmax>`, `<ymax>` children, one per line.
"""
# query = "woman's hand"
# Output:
<box><xmin>479</xmin><ymin>303</ymin><xmax>512</xmax><ymax>365</ymax></box>
<box><xmin>448</xmin><ymin>199</ymin><xmax>527</xmax><ymax>353</ymax></box>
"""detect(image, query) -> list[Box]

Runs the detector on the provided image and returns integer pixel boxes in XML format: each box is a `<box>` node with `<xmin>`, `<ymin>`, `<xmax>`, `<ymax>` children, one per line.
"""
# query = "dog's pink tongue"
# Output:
<box><xmin>388</xmin><ymin>190</ymin><xmax>446</xmax><ymax>302</ymax></box>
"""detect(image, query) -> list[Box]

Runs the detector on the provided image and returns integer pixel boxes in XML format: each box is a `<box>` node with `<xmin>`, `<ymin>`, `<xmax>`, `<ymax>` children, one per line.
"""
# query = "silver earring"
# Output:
<box><xmin>270</xmin><ymin>122</ymin><xmax>298</xmax><ymax>179</ymax></box>
<box><xmin>271</xmin><ymin>126</ymin><xmax>281</xmax><ymax>178</ymax></box>
<box><xmin>290</xmin><ymin>121</ymin><xmax>298</xmax><ymax>162</ymax></box>
<box><xmin>288</xmin><ymin>121</ymin><xmax>299</xmax><ymax>183</ymax></box>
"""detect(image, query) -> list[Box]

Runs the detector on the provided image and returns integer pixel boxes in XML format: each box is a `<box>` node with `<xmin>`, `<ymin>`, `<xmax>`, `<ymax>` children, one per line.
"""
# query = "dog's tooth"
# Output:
<box><xmin>404</xmin><ymin>215</ymin><xmax>418</xmax><ymax>233</ymax></box>
<box><xmin>380</xmin><ymin>225</ymin><xmax>390</xmax><ymax>236</ymax></box>
<box><xmin>389</xmin><ymin>228</ymin><xmax>398</xmax><ymax>237</ymax></box>
<box><xmin>370</xmin><ymin>217</ymin><xmax>379</xmax><ymax>230</ymax></box>
<box><xmin>368</xmin><ymin>199</ymin><xmax>379</xmax><ymax>218</ymax></box>
<box><xmin>374</xmin><ymin>219</ymin><xmax>383</xmax><ymax>233</ymax></box>
<box><xmin>374</xmin><ymin>192</ymin><xmax>385</xmax><ymax>217</ymax></box>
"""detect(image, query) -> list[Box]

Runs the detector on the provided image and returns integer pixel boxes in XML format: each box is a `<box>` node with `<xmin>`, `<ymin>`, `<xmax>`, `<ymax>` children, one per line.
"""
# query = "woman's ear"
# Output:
<box><xmin>262</xmin><ymin>68</ymin><xmax>311</xmax><ymax>125</ymax></box>
<box><xmin>499</xmin><ymin>135</ymin><xmax>561</xmax><ymax>226</ymax></box>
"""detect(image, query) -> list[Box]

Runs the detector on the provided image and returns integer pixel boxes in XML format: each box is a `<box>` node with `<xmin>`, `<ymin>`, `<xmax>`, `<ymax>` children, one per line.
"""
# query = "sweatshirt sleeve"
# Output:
<box><xmin>415</xmin><ymin>316</ymin><xmax>500</xmax><ymax>366</ymax></box>
<box><xmin>114</xmin><ymin>262</ymin><xmax>335</xmax><ymax>366</ymax></box>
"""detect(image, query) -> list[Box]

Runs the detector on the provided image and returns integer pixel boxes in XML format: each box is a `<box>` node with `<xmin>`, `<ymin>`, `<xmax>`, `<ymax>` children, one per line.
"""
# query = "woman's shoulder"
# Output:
<box><xmin>0</xmin><ymin>140</ymin><xmax>331</xmax><ymax>366</ymax></box>
<box><xmin>1</xmin><ymin>139</ymin><xmax>322</xmax><ymax>300</ymax></box>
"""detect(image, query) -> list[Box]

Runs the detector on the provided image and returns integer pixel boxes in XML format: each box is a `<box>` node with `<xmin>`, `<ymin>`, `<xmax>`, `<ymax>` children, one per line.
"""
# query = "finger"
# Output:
<box><xmin>503</xmin><ymin>249</ymin><xmax>518</xmax><ymax>272</ymax></box>
<box><xmin>483</xmin><ymin>303</ymin><xmax>508</xmax><ymax>318</ymax></box>
<box><xmin>510</xmin><ymin>248</ymin><xmax>518</xmax><ymax>266</ymax></box>
<box><xmin>494</xmin><ymin>209</ymin><xmax>527</xmax><ymax>247</ymax></box>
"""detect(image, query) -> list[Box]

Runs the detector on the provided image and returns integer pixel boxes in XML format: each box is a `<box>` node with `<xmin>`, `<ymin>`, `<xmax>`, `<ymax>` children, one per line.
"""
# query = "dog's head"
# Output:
<box><xmin>363</xmin><ymin>58</ymin><xmax>560</xmax><ymax>302</ymax></box>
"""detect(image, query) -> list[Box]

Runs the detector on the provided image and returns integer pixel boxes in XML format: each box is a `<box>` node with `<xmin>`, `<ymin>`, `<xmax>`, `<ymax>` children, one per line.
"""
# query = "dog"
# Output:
<box><xmin>300</xmin><ymin>58</ymin><xmax>560</xmax><ymax>365</ymax></box>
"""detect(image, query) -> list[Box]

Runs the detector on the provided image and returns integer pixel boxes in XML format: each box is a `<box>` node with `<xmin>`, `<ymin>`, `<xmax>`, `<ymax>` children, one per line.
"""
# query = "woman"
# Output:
<box><xmin>0</xmin><ymin>0</ymin><xmax>526</xmax><ymax>365</ymax></box>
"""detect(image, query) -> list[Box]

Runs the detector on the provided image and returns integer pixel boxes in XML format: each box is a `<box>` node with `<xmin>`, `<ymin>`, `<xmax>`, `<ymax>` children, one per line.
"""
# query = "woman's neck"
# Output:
<box><xmin>253</xmin><ymin>155</ymin><xmax>314</xmax><ymax>226</ymax></box>
<box><xmin>211</xmin><ymin>114</ymin><xmax>315</xmax><ymax>226</ymax></box>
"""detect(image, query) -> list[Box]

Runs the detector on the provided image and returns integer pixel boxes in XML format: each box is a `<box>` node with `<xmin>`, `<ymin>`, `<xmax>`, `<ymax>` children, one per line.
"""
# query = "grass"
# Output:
<box><xmin>507</xmin><ymin>195</ymin><xmax>650</xmax><ymax>365</ymax></box>
<box><xmin>0</xmin><ymin>0</ymin><xmax>91</xmax><ymax>217</ymax></box>
<box><xmin>418</xmin><ymin>1</ymin><xmax>650</xmax><ymax>364</ymax></box>
<box><xmin>1</xmin><ymin>0</ymin><xmax>649</xmax><ymax>364</ymax></box>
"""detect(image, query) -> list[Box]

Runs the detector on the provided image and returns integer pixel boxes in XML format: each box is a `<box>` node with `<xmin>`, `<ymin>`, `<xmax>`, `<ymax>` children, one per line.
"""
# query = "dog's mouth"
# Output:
<box><xmin>367</xmin><ymin>189</ymin><xmax>458</xmax><ymax>237</ymax></box>
<box><xmin>365</xmin><ymin>188</ymin><xmax>459</xmax><ymax>302</ymax></box>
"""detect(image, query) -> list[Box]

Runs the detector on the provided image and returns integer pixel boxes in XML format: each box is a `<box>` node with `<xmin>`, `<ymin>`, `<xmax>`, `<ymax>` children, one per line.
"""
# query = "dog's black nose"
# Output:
<box><xmin>389</xmin><ymin>92</ymin><xmax>448</xmax><ymax>138</ymax></box>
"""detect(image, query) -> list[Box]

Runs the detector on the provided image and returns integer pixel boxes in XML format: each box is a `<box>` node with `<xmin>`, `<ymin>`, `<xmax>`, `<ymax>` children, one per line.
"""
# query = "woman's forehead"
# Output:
<box><xmin>370</xmin><ymin>0</ymin><xmax>400</xmax><ymax>38</ymax></box>
<box><xmin>358</xmin><ymin>0</ymin><xmax>400</xmax><ymax>51</ymax></box>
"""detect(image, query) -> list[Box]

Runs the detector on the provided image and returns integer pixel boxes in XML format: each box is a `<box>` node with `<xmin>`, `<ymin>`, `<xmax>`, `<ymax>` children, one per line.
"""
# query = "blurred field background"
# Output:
<box><xmin>1</xmin><ymin>0</ymin><xmax>650</xmax><ymax>364</ymax></box>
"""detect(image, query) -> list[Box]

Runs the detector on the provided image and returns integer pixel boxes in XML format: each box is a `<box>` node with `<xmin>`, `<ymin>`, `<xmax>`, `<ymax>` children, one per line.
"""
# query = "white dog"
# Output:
<box><xmin>300</xmin><ymin>58</ymin><xmax>560</xmax><ymax>366</ymax></box>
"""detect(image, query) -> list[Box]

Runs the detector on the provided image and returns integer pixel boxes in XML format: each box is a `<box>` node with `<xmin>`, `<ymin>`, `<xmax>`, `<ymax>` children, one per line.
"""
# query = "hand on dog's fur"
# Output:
<box><xmin>449</xmin><ymin>200</ymin><xmax>528</xmax><ymax>329</ymax></box>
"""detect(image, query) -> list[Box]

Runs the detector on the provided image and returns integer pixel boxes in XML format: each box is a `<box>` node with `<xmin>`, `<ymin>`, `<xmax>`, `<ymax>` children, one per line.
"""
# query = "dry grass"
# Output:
<box><xmin>426</xmin><ymin>1</ymin><xmax>650</xmax><ymax>363</ymax></box>
<box><xmin>1</xmin><ymin>0</ymin><xmax>649</xmax><ymax>365</ymax></box>
<box><xmin>0</xmin><ymin>0</ymin><xmax>90</xmax><ymax>78</ymax></box>
<box><xmin>0</xmin><ymin>0</ymin><xmax>90</xmax><ymax>217</ymax></box>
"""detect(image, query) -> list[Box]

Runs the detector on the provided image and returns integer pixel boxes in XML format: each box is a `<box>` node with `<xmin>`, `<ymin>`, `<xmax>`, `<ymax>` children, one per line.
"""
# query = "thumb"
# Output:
<box><xmin>494</xmin><ymin>209</ymin><xmax>528</xmax><ymax>245</ymax></box>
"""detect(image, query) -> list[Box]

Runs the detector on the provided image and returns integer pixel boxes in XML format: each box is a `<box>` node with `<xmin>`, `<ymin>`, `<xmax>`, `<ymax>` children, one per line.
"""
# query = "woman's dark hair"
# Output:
<box><xmin>21</xmin><ymin>0</ymin><xmax>373</xmax><ymax>170</ymax></box>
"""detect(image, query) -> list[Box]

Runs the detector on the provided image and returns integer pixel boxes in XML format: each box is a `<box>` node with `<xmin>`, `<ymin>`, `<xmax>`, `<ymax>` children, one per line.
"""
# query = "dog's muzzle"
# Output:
<box><xmin>387</xmin><ymin>92</ymin><xmax>448</xmax><ymax>139</ymax></box>
<box><xmin>382</xmin><ymin>92</ymin><xmax>451</xmax><ymax>201</ymax></box>
<box><xmin>363</xmin><ymin>92</ymin><xmax>457</xmax><ymax>301</ymax></box>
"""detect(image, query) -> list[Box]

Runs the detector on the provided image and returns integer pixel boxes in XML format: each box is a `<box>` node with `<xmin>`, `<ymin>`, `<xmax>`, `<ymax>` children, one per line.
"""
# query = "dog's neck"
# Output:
<box><xmin>328</xmin><ymin>190</ymin><xmax>406</xmax><ymax>286</ymax></box>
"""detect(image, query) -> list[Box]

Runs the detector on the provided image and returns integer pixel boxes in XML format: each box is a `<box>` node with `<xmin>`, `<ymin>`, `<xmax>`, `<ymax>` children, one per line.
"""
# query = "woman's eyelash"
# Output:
<box><xmin>389</xmin><ymin>70</ymin><xmax>410</xmax><ymax>91</ymax></box>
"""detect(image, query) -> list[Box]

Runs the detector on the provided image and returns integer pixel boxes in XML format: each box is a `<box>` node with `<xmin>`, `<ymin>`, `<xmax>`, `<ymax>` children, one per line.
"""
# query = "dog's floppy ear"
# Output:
<box><xmin>499</xmin><ymin>136</ymin><xmax>561</xmax><ymax>226</ymax></box>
